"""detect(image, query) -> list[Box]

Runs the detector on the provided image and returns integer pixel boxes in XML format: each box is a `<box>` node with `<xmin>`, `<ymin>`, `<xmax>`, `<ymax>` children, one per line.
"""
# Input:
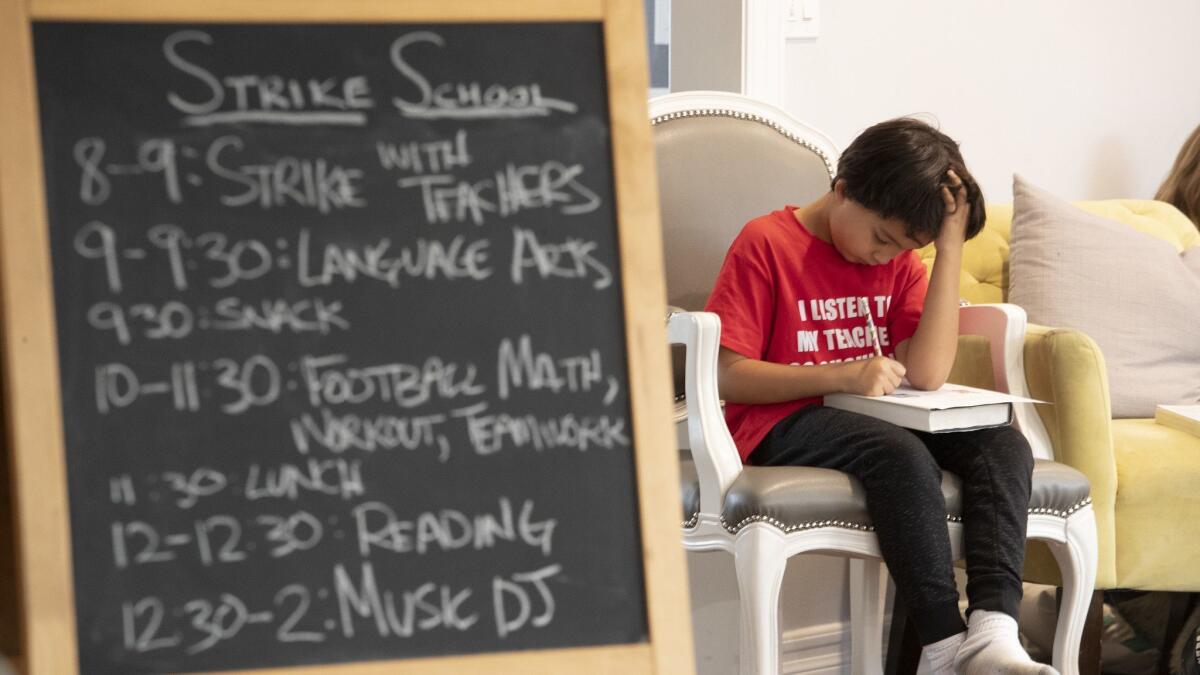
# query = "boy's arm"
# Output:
<box><xmin>894</xmin><ymin>171</ymin><xmax>969</xmax><ymax>390</ymax></box>
<box><xmin>718</xmin><ymin>347</ymin><xmax>907</xmax><ymax>403</ymax></box>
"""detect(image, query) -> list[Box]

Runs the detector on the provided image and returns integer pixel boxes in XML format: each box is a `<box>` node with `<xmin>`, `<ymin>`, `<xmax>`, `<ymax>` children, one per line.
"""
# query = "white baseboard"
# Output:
<box><xmin>780</xmin><ymin>615</ymin><xmax>901</xmax><ymax>675</ymax></box>
<box><xmin>780</xmin><ymin>621</ymin><xmax>850</xmax><ymax>674</ymax></box>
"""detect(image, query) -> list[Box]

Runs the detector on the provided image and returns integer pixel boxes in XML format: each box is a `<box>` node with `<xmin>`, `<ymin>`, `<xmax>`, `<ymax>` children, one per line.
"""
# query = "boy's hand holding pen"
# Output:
<box><xmin>834</xmin><ymin>297</ymin><xmax>905</xmax><ymax>397</ymax></box>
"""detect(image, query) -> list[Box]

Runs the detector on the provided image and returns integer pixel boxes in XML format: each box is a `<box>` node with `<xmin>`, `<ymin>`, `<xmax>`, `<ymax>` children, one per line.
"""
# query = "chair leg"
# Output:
<box><xmin>734</xmin><ymin>526</ymin><xmax>787</xmax><ymax>675</ymax></box>
<box><xmin>1043</xmin><ymin>508</ymin><xmax>1099</xmax><ymax>675</ymax></box>
<box><xmin>849</xmin><ymin>558</ymin><xmax>885</xmax><ymax>675</ymax></box>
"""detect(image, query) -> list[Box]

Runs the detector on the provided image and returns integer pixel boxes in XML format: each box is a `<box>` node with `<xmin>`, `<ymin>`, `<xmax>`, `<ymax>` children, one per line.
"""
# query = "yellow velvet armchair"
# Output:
<box><xmin>920</xmin><ymin>199</ymin><xmax>1200</xmax><ymax>597</ymax></box>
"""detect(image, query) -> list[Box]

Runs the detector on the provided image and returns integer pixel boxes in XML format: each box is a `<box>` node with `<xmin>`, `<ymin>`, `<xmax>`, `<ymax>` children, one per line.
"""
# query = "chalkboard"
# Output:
<box><xmin>27</xmin><ymin>20</ymin><xmax>651</xmax><ymax>675</ymax></box>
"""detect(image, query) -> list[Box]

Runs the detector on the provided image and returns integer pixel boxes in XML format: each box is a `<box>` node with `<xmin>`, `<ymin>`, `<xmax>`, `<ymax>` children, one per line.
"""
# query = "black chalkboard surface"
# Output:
<box><xmin>33</xmin><ymin>22</ymin><xmax>646</xmax><ymax>674</ymax></box>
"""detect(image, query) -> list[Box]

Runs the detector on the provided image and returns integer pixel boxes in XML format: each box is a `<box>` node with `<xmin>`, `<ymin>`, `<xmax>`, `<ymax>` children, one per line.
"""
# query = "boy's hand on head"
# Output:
<box><xmin>840</xmin><ymin>356</ymin><xmax>906</xmax><ymax>397</ymax></box>
<box><xmin>935</xmin><ymin>169</ymin><xmax>970</xmax><ymax>251</ymax></box>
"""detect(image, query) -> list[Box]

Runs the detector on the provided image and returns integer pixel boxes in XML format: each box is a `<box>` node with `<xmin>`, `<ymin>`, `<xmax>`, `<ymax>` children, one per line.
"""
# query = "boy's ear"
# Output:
<box><xmin>832</xmin><ymin>178</ymin><xmax>846</xmax><ymax>199</ymax></box>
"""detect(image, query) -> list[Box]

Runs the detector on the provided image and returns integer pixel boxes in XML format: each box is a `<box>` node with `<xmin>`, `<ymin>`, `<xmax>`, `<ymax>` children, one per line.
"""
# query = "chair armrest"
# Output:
<box><xmin>958</xmin><ymin>303</ymin><xmax>1054</xmax><ymax>459</ymax></box>
<box><xmin>667</xmin><ymin>311</ymin><xmax>743</xmax><ymax>515</ymax></box>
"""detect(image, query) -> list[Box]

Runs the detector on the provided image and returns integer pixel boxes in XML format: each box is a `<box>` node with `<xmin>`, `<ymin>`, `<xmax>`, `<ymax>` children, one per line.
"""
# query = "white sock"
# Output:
<box><xmin>921</xmin><ymin>631</ymin><xmax>965</xmax><ymax>675</ymax></box>
<box><xmin>954</xmin><ymin>610</ymin><xmax>1058</xmax><ymax>675</ymax></box>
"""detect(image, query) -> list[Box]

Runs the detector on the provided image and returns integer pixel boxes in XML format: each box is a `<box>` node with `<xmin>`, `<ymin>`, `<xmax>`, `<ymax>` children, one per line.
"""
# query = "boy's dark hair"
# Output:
<box><xmin>833</xmin><ymin>118</ymin><xmax>986</xmax><ymax>244</ymax></box>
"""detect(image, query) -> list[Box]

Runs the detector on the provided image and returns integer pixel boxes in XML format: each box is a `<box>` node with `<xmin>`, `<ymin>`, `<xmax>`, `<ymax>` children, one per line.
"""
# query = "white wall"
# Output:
<box><xmin>671</xmin><ymin>0</ymin><xmax>742</xmax><ymax>93</ymax></box>
<box><xmin>782</xmin><ymin>0</ymin><xmax>1200</xmax><ymax>204</ymax></box>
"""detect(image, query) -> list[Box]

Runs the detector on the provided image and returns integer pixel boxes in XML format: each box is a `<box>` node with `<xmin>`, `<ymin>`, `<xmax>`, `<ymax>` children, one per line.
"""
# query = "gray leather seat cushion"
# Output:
<box><xmin>1026</xmin><ymin>460</ymin><xmax>1094</xmax><ymax>516</ymax></box>
<box><xmin>680</xmin><ymin>455</ymin><xmax>1090</xmax><ymax>532</ymax></box>
<box><xmin>721</xmin><ymin>465</ymin><xmax>963</xmax><ymax>532</ymax></box>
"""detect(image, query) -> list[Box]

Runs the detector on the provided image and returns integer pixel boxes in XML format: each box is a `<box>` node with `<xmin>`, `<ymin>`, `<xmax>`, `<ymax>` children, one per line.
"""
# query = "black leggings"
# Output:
<box><xmin>747</xmin><ymin>405</ymin><xmax>1034</xmax><ymax>645</ymax></box>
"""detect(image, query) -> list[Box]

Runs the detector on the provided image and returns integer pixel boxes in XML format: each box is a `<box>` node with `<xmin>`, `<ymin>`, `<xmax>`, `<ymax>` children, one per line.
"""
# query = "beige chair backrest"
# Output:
<box><xmin>651</xmin><ymin>92</ymin><xmax>839</xmax><ymax>312</ymax></box>
<box><xmin>650</xmin><ymin>91</ymin><xmax>839</xmax><ymax>393</ymax></box>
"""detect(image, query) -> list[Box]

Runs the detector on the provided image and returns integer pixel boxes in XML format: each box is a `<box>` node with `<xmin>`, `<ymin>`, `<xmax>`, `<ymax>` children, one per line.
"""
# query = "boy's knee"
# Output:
<box><xmin>833</xmin><ymin>422</ymin><xmax>941</xmax><ymax>489</ymax></box>
<box><xmin>875</xmin><ymin>433</ymin><xmax>941</xmax><ymax>481</ymax></box>
<box><xmin>966</xmin><ymin>426</ymin><xmax>1034</xmax><ymax>481</ymax></box>
<box><xmin>993</xmin><ymin>427</ymin><xmax>1034</xmax><ymax>474</ymax></box>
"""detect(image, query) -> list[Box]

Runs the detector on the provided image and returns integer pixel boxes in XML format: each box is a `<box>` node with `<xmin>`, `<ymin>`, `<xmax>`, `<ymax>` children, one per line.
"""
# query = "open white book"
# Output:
<box><xmin>1155</xmin><ymin>404</ymin><xmax>1200</xmax><ymax>438</ymax></box>
<box><xmin>823</xmin><ymin>383</ymin><xmax>1042</xmax><ymax>433</ymax></box>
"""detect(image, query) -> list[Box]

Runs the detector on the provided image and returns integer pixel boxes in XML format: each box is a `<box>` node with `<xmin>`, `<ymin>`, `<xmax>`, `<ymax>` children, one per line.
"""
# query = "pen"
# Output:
<box><xmin>860</xmin><ymin>296</ymin><xmax>883</xmax><ymax>357</ymax></box>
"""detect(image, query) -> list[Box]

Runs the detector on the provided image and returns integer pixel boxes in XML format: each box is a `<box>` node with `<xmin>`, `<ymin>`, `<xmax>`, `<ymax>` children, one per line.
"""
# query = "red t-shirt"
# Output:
<box><xmin>704</xmin><ymin>207</ymin><xmax>930</xmax><ymax>461</ymax></box>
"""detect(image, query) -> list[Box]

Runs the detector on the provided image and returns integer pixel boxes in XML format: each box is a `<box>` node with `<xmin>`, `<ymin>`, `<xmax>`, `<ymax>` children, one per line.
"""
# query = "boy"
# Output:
<box><xmin>705</xmin><ymin>119</ymin><xmax>1052</xmax><ymax>675</ymax></box>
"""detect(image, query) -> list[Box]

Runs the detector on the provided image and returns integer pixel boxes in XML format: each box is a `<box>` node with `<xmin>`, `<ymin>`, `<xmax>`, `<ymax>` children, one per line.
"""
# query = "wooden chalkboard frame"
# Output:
<box><xmin>0</xmin><ymin>0</ymin><xmax>692</xmax><ymax>673</ymax></box>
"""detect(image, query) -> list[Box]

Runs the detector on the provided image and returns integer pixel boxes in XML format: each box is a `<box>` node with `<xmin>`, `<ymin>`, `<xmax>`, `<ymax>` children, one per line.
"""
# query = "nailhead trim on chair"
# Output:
<box><xmin>650</xmin><ymin>108</ymin><xmax>837</xmax><ymax>178</ymax></box>
<box><xmin>720</xmin><ymin>514</ymin><xmax>875</xmax><ymax>534</ymax></box>
<box><xmin>680</xmin><ymin>496</ymin><xmax>1094</xmax><ymax>534</ymax></box>
<box><xmin>1029</xmin><ymin>496</ymin><xmax>1093</xmax><ymax>518</ymax></box>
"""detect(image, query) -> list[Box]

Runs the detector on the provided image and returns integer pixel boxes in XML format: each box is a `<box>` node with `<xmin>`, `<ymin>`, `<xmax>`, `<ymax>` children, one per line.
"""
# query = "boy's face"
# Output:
<box><xmin>829</xmin><ymin>185</ymin><xmax>930</xmax><ymax>265</ymax></box>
